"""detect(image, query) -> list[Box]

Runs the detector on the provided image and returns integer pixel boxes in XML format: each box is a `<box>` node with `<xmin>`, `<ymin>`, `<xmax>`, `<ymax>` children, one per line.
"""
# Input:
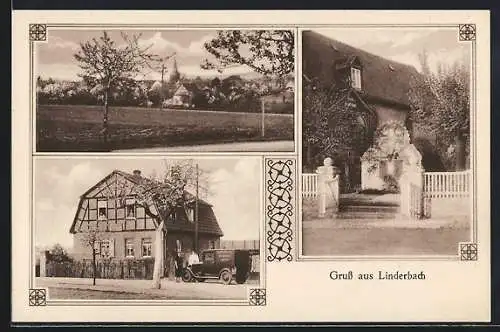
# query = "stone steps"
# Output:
<box><xmin>337</xmin><ymin>203</ymin><xmax>399</xmax><ymax>220</ymax></box>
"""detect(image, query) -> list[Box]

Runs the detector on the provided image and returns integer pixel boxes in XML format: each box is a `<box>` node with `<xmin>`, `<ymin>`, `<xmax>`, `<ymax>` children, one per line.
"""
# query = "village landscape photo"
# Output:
<box><xmin>35</xmin><ymin>29</ymin><xmax>295</xmax><ymax>152</ymax></box>
<box><xmin>300</xmin><ymin>28</ymin><xmax>473</xmax><ymax>257</ymax></box>
<box><xmin>34</xmin><ymin>157</ymin><xmax>262</xmax><ymax>300</ymax></box>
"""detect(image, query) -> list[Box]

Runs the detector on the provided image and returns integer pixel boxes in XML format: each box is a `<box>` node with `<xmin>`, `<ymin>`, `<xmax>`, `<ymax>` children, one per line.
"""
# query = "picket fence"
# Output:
<box><xmin>45</xmin><ymin>258</ymin><xmax>155</xmax><ymax>280</ymax></box>
<box><xmin>423</xmin><ymin>170</ymin><xmax>471</xmax><ymax>198</ymax></box>
<box><xmin>302</xmin><ymin>173</ymin><xmax>318</xmax><ymax>199</ymax></box>
<box><xmin>301</xmin><ymin>170</ymin><xmax>471</xmax><ymax>219</ymax></box>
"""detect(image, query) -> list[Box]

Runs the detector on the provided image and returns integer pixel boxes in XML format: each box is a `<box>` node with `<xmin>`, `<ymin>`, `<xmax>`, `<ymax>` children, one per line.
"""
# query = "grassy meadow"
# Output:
<box><xmin>36</xmin><ymin>104</ymin><xmax>294</xmax><ymax>152</ymax></box>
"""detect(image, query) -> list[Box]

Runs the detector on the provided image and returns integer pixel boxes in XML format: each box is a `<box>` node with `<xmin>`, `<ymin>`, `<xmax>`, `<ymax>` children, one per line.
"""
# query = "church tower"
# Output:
<box><xmin>169</xmin><ymin>57</ymin><xmax>181</xmax><ymax>84</ymax></box>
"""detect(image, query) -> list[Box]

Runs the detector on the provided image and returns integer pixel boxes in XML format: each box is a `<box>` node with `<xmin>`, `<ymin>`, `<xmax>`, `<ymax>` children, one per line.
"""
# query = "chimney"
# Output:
<box><xmin>133</xmin><ymin>169</ymin><xmax>141</xmax><ymax>177</ymax></box>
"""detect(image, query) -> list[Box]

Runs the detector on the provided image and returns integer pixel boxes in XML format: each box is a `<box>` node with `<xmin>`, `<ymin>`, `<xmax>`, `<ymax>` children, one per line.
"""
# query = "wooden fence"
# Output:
<box><xmin>302</xmin><ymin>173</ymin><xmax>318</xmax><ymax>199</ymax></box>
<box><xmin>423</xmin><ymin>170</ymin><xmax>471</xmax><ymax>198</ymax></box>
<box><xmin>45</xmin><ymin>258</ymin><xmax>155</xmax><ymax>280</ymax></box>
<box><xmin>423</xmin><ymin>170</ymin><xmax>471</xmax><ymax>218</ymax></box>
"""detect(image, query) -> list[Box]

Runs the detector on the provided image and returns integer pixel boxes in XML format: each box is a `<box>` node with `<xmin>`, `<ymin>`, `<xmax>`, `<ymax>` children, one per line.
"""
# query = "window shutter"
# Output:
<box><xmin>110</xmin><ymin>239</ymin><xmax>115</xmax><ymax>257</ymax></box>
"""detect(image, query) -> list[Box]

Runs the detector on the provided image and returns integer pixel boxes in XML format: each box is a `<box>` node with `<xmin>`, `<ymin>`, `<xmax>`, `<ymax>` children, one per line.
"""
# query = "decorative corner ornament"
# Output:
<box><xmin>29</xmin><ymin>288</ymin><xmax>47</xmax><ymax>306</ymax></box>
<box><xmin>459</xmin><ymin>24</ymin><xmax>476</xmax><ymax>41</ymax></box>
<box><xmin>249</xmin><ymin>288</ymin><xmax>266</xmax><ymax>306</ymax></box>
<box><xmin>29</xmin><ymin>24</ymin><xmax>47</xmax><ymax>42</ymax></box>
<box><xmin>460</xmin><ymin>242</ymin><xmax>478</xmax><ymax>261</ymax></box>
<box><xmin>265</xmin><ymin>159</ymin><xmax>295</xmax><ymax>262</ymax></box>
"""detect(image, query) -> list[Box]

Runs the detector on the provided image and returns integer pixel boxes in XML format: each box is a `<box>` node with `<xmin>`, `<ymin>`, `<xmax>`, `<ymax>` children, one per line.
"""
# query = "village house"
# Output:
<box><xmin>69</xmin><ymin>169</ymin><xmax>223</xmax><ymax>265</ymax></box>
<box><xmin>163</xmin><ymin>83</ymin><xmax>196</xmax><ymax>107</ymax></box>
<box><xmin>302</xmin><ymin>31</ymin><xmax>443</xmax><ymax>191</ymax></box>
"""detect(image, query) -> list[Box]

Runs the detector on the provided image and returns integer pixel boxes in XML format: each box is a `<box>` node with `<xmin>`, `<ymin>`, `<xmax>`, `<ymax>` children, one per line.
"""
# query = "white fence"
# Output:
<box><xmin>423</xmin><ymin>170</ymin><xmax>471</xmax><ymax>218</ymax></box>
<box><xmin>301</xmin><ymin>170</ymin><xmax>471</xmax><ymax>219</ymax></box>
<box><xmin>423</xmin><ymin>170</ymin><xmax>471</xmax><ymax>198</ymax></box>
<box><xmin>302</xmin><ymin>173</ymin><xmax>318</xmax><ymax>199</ymax></box>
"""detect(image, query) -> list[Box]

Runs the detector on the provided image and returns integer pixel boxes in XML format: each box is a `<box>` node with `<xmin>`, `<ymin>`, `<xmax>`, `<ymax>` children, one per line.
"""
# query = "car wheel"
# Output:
<box><xmin>219</xmin><ymin>270</ymin><xmax>232</xmax><ymax>285</ymax></box>
<box><xmin>181</xmin><ymin>270</ymin><xmax>193</xmax><ymax>283</ymax></box>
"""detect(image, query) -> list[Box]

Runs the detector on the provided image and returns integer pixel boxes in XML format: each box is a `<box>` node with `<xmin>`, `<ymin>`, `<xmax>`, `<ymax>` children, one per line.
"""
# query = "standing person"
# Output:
<box><xmin>188</xmin><ymin>249</ymin><xmax>200</xmax><ymax>267</ymax></box>
<box><xmin>174</xmin><ymin>251</ymin><xmax>183</xmax><ymax>282</ymax></box>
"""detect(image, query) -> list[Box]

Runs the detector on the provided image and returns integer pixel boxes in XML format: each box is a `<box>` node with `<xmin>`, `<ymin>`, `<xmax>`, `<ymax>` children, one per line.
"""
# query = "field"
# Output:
<box><xmin>37</xmin><ymin>104</ymin><xmax>294</xmax><ymax>152</ymax></box>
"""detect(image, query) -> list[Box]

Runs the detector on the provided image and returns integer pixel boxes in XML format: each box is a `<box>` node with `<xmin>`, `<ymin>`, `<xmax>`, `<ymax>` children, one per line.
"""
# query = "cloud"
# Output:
<box><xmin>37</xmin><ymin>63</ymin><xmax>81</xmax><ymax>80</ymax></box>
<box><xmin>208</xmin><ymin>159</ymin><xmax>260</xmax><ymax>241</ymax></box>
<box><xmin>389</xmin><ymin>47</ymin><xmax>470</xmax><ymax>73</ymax></box>
<box><xmin>35</xmin><ymin>204</ymin><xmax>75</xmax><ymax>248</ymax></box>
<box><xmin>138</xmin><ymin>32</ymin><xmax>215</xmax><ymax>57</ymax></box>
<box><xmin>46</xmin><ymin>35</ymin><xmax>80</xmax><ymax>52</ymax></box>
<box><xmin>37</xmin><ymin>199</ymin><xmax>55</xmax><ymax>212</ymax></box>
<box><xmin>391</xmin><ymin>31</ymin><xmax>433</xmax><ymax>48</ymax></box>
<box><xmin>35</xmin><ymin>162</ymin><xmax>106</xmax><ymax>247</ymax></box>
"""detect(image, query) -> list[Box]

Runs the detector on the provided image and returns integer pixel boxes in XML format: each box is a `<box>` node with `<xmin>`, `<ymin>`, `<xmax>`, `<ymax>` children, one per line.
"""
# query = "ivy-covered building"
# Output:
<box><xmin>302</xmin><ymin>30</ymin><xmax>443</xmax><ymax>191</ymax></box>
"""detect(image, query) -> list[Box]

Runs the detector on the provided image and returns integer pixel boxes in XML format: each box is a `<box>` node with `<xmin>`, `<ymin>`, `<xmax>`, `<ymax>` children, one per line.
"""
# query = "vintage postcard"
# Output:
<box><xmin>12</xmin><ymin>10</ymin><xmax>490</xmax><ymax>323</ymax></box>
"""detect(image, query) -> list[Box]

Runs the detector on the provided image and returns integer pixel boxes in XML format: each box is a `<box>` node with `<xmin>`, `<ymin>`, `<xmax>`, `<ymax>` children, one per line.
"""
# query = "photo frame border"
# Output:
<box><xmin>295</xmin><ymin>23</ymin><xmax>479</xmax><ymax>262</ymax></box>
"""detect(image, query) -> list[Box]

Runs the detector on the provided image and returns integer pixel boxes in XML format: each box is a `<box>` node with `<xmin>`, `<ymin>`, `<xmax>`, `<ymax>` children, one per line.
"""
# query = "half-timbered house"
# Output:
<box><xmin>69</xmin><ymin>169</ymin><xmax>223</xmax><ymax>264</ymax></box>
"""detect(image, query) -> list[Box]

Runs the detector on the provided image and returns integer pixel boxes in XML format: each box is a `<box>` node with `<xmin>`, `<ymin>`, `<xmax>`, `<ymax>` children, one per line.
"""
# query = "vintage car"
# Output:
<box><xmin>181</xmin><ymin>249</ymin><xmax>252</xmax><ymax>285</ymax></box>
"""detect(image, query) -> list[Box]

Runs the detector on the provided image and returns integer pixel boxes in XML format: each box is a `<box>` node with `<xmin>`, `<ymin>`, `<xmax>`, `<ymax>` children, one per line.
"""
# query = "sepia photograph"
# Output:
<box><xmin>33</xmin><ymin>157</ymin><xmax>262</xmax><ymax>300</ymax></box>
<box><xmin>35</xmin><ymin>29</ymin><xmax>295</xmax><ymax>152</ymax></box>
<box><xmin>300</xmin><ymin>28</ymin><xmax>473</xmax><ymax>257</ymax></box>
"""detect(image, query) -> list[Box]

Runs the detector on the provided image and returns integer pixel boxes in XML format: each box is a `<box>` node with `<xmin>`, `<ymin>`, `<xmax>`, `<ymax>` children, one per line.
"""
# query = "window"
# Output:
<box><xmin>351</xmin><ymin>67</ymin><xmax>362</xmax><ymax>90</ymax></box>
<box><xmin>142</xmin><ymin>238</ymin><xmax>152</xmax><ymax>257</ymax></box>
<box><xmin>125</xmin><ymin>198</ymin><xmax>135</xmax><ymax>218</ymax></box>
<box><xmin>99</xmin><ymin>239</ymin><xmax>114</xmax><ymax>257</ymax></box>
<box><xmin>98</xmin><ymin>200</ymin><xmax>107</xmax><ymax>219</ymax></box>
<box><xmin>208</xmin><ymin>240</ymin><xmax>216</xmax><ymax>249</ymax></box>
<box><xmin>185</xmin><ymin>207</ymin><xmax>194</xmax><ymax>223</ymax></box>
<box><xmin>125</xmin><ymin>239</ymin><xmax>135</xmax><ymax>257</ymax></box>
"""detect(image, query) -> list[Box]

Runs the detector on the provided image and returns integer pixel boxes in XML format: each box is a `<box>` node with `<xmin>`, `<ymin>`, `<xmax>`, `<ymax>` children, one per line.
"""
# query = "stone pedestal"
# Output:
<box><xmin>316</xmin><ymin>158</ymin><xmax>340</xmax><ymax>217</ymax></box>
<box><xmin>361</xmin><ymin>121</ymin><xmax>422</xmax><ymax>193</ymax></box>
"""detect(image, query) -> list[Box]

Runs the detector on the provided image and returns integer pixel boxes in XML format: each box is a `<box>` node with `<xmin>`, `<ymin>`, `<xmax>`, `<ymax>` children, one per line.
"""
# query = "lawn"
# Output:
<box><xmin>48</xmin><ymin>287</ymin><xmax>170</xmax><ymax>300</ymax></box>
<box><xmin>302</xmin><ymin>227</ymin><xmax>470</xmax><ymax>256</ymax></box>
<box><xmin>36</xmin><ymin>104</ymin><xmax>294</xmax><ymax>152</ymax></box>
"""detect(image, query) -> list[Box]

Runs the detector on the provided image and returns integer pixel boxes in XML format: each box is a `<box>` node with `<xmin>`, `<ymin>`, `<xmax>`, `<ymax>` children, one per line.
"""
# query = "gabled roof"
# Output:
<box><xmin>70</xmin><ymin>170</ymin><xmax>222</xmax><ymax>236</ymax></box>
<box><xmin>302</xmin><ymin>30</ymin><xmax>421</xmax><ymax>108</ymax></box>
<box><xmin>173</xmin><ymin>84</ymin><xmax>191</xmax><ymax>97</ymax></box>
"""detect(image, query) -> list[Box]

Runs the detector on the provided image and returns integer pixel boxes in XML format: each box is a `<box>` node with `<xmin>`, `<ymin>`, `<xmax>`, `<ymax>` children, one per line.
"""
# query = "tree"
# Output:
<box><xmin>80</xmin><ymin>222</ymin><xmax>105</xmax><ymax>286</ymax></box>
<box><xmin>74</xmin><ymin>31</ymin><xmax>160</xmax><ymax>147</ymax></box>
<box><xmin>409</xmin><ymin>52</ymin><xmax>470</xmax><ymax>170</ymax></box>
<box><xmin>302</xmin><ymin>77</ymin><xmax>370</xmax><ymax>173</ymax></box>
<box><xmin>127</xmin><ymin>160</ymin><xmax>211</xmax><ymax>288</ymax></box>
<box><xmin>201</xmin><ymin>30</ymin><xmax>294</xmax><ymax>79</ymax></box>
<box><xmin>47</xmin><ymin>243</ymin><xmax>73</xmax><ymax>263</ymax></box>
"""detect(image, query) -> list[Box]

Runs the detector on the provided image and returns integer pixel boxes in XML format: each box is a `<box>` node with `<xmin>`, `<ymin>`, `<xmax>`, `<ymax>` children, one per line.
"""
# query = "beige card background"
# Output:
<box><xmin>12</xmin><ymin>10</ymin><xmax>490</xmax><ymax>322</ymax></box>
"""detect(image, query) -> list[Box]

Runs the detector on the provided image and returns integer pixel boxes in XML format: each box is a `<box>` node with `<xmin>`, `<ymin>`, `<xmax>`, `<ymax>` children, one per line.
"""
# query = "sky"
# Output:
<box><xmin>36</xmin><ymin>29</ymin><xmax>256</xmax><ymax>81</ymax></box>
<box><xmin>37</xmin><ymin>27</ymin><xmax>471</xmax><ymax>83</ymax></box>
<box><xmin>34</xmin><ymin>157</ymin><xmax>261</xmax><ymax>249</ymax></box>
<box><xmin>313</xmin><ymin>27</ymin><xmax>471</xmax><ymax>73</ymax></box>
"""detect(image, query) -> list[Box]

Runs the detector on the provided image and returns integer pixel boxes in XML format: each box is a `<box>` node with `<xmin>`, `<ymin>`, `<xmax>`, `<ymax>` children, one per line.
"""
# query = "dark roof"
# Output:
<box><xmin>302</xmin><ymin>30</ymin><xmax>421</xmax><ymax>108</ymax></box>
<box><xmin>72</xmin><ymin>170</ymin><xmax>223</xmax><ymax>237</ymax></box>
<box><xmin>164</xmin><ymin>204</ymin><xmax>223</xmax><ymax>236</ymax></box>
